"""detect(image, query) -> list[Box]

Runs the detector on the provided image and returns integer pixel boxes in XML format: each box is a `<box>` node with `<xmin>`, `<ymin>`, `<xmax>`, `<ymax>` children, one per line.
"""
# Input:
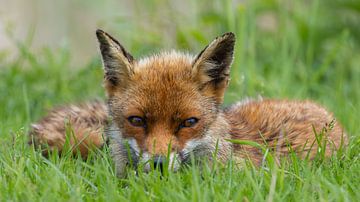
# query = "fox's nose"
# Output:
<box><xmin>153</xmin><ymin>155</ymin><xmax>166</xmax><ymax>172</ymax></box>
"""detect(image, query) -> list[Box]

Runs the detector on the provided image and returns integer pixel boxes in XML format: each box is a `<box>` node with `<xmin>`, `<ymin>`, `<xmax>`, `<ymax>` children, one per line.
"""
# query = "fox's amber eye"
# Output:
<box><xmin>127</xmin><ymin>116</ymin><xmax>146</xmax><ymax>127</ymax></box>
<box><xmin>180</xmin><ymin>117</ymin><xmax>199</xmax><ymax>129</ymax></box>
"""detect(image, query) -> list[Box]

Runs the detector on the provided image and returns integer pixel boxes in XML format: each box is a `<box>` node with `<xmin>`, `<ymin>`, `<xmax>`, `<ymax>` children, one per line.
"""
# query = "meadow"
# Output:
<box><xmin>0</xmin><ymin>0</ymin><xmax>359</xmax><ymax>201</ymax></box>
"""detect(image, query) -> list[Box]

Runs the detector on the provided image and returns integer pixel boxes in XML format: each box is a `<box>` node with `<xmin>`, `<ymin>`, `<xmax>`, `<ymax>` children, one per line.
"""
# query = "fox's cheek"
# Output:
<box><xmin>176</xmin><ymin>127</ymin><xmax>203</xmax><ymax>147</ymax></box>
<box><xmin>122</xmin><ymin>124</ymin><xmax>146</xmax><ymax>140</ymax></box>
<box><xmin>126</xmin><ymin>137</ymin><xmax>141</xmax><ymax>154</ymax></box>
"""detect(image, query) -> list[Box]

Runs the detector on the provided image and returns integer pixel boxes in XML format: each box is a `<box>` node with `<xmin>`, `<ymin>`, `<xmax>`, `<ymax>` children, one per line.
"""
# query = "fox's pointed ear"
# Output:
<box><xmin>192</xmin><ymin>32</ymin><xmax>235</xmax><ymax>104</ymax></box>
<box><xmin>96</xmin><ymin>29</ymin><xmax>134</xmax><ymax>96</ymax></box>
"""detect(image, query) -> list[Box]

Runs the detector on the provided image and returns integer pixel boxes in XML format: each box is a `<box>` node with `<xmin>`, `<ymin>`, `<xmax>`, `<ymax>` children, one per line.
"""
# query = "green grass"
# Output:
<box><xmin>1</xmin><ymin>0</ymin><xmax>360</xmax><ymax>201</ymax></box>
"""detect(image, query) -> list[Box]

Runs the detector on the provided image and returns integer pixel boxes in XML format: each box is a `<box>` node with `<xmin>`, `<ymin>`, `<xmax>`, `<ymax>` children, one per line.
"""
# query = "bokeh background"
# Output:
<box><xmin>0</xmin><ymin>0</ymin><xmax>359</xmax><ymax>135</ymax></box>
<box><xmin>1</xmin><ymin>0</ymin><xmax>254</xmax><ymax>65</ymax></box>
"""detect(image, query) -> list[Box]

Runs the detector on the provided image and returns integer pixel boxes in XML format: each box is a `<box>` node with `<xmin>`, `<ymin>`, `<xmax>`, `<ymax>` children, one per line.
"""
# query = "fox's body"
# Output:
<box><xmin>30</xmin><ymin>101</ymin><xmax>107</xmax><ymax>157</ymax></box>
<box><xmin>30</xmin><ymin>30</ymin><xmax>347</xmax><ymax>176</ymax></box>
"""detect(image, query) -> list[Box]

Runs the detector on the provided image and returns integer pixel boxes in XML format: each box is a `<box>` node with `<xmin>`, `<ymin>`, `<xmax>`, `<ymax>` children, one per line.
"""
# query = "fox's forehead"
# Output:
<box><xmin>124</xmin><ymin>77</ymin><xmax>205</xmax><ymax>119</ymax></box>
<box><xmin>133</xmin><ymin>51</ymin><xmax>195</xmax><ymax>77</ymax></box>
<box><xmin>114</xmin><ymin>52</ymin><xmax>212</xmax><ymax>118</ymax></box>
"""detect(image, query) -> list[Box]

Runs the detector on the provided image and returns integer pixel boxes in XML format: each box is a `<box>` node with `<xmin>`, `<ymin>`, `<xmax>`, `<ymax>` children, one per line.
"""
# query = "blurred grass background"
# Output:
<box><xmin>1</xmin><ymin>0</ymin><xmax>359</xmax><ymax>136</ymax></box>
<box><xmin>0</xmin><ymin>0</ymin><xmax>359</xmax><ymax>201</ymax></box>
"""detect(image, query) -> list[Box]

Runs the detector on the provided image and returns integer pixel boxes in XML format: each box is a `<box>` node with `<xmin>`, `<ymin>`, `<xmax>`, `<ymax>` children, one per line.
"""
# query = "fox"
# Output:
<box><xmin>29</xmin><ymin>30</ymin><xmax>347</xmax><ymax>177</ymax></box>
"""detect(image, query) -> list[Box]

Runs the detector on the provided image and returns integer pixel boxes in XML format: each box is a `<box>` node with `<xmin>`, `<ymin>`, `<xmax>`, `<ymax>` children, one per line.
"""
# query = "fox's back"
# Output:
<box><xmin>225</xmin><ymin>99</ymin><xmax>347</xmax><ymax>164</ymax></box>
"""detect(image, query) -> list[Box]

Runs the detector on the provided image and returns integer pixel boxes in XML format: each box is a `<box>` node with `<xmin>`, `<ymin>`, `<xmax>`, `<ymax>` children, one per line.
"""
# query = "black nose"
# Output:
<box><xmin>153</xmin><ymin>155</ymin><xmax>166</xmax><ymax>172</ymax></box>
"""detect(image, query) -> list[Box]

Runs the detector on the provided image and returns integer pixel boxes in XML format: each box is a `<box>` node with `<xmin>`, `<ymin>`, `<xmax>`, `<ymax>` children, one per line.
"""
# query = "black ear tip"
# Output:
<box><xmin>96</xmin><ymin>29</ymin><xmax>105</xmax><ymax>35</ymax></box>
<box><xmin>221</xmin><ymin>32</ymin><xmax>236</xmax><ymax>42</ymax></box>
<box><xmin>223</xmin><ymin>32</ymin><xmax>235</xmax><ymax>37</ymax></box>
<box><xmin>96</xmin><ymin>29</ymin><xmax>104</xmax><ymax>35</ymax></box>
<box><xmin>96</xmin><ymin>29</ymin><xmax>106</xmax><ymax>40</ymax></box>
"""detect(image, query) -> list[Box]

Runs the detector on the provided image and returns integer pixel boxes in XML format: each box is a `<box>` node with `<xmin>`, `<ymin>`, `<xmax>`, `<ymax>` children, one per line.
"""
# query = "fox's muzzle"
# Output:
<box><xmin>153</xmin><ymin>155</ymin><xmax>166</xmax><ymax>173</ymax></box>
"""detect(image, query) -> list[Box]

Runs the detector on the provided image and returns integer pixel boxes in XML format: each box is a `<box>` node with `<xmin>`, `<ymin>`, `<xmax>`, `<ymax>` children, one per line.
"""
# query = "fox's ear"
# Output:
<box><xmin>96</xmin><ymin>29</ymin><xmax>134</xmax><ymax>95</ymax></box>
<box><xmin>192</xmin><ymin>32</ymin><xmax>235</xmax><ymax>104</ymax></box>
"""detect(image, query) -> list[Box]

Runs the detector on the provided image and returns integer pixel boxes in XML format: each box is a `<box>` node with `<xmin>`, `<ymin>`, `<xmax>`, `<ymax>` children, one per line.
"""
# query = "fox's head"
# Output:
<box><xmin>96</xmin><ymin>30</ymin><xmax>235</xmax><ymax>175</ymax></box>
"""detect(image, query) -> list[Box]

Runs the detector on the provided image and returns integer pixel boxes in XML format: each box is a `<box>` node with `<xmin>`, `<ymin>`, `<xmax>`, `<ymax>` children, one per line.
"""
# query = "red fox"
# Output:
<box><xmin>29</xmin><ymin>30</ymin><xmax>347</xmax><ymax>177</ymax></box>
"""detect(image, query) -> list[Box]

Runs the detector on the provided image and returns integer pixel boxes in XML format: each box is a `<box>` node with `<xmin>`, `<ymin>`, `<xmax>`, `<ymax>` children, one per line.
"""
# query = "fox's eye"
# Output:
<box><xmin>127</xmin><ymin>116</ymin><xmax>146</xmax><ymax>127</ymax></box>
<box><xmin>180</xmin><ymin>117</ymin><xmax>199</xmax><ymax>129</ymax></box>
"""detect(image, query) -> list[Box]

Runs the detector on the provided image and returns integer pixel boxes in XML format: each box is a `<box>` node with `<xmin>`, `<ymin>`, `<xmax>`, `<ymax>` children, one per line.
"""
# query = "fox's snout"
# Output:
<box><xmin>153</xmin><ymin>155</ymin><xmax>166</xmax><ymax>172</ymax></box>
<box><xmin>126</xmin><ymin>136</ymin><xmax>182</xmax><ymax>173</ymax></box>
<box><xmin>139</xmin><ymin>151</ymin><xmax>181</xmax><ymax>174</ymax></box>
<box><xmin>144</xmin><ymin>136</ymin><xmax>177</xmax><ymax>155</ymax></box>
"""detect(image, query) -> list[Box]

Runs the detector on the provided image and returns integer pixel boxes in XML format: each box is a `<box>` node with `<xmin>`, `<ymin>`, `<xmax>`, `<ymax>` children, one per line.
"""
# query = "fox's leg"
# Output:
<box><xmin>29</xmin><ymin>101</ymin><xmax>108</xmax><ymax>158</ymax></box>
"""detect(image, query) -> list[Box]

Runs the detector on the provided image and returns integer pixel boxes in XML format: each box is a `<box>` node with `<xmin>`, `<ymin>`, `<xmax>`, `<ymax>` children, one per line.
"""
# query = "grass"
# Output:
<box><xmin>0</xmin><ymin>0</ymin><xmax>360</xmax><ymax>201</ymax></box>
